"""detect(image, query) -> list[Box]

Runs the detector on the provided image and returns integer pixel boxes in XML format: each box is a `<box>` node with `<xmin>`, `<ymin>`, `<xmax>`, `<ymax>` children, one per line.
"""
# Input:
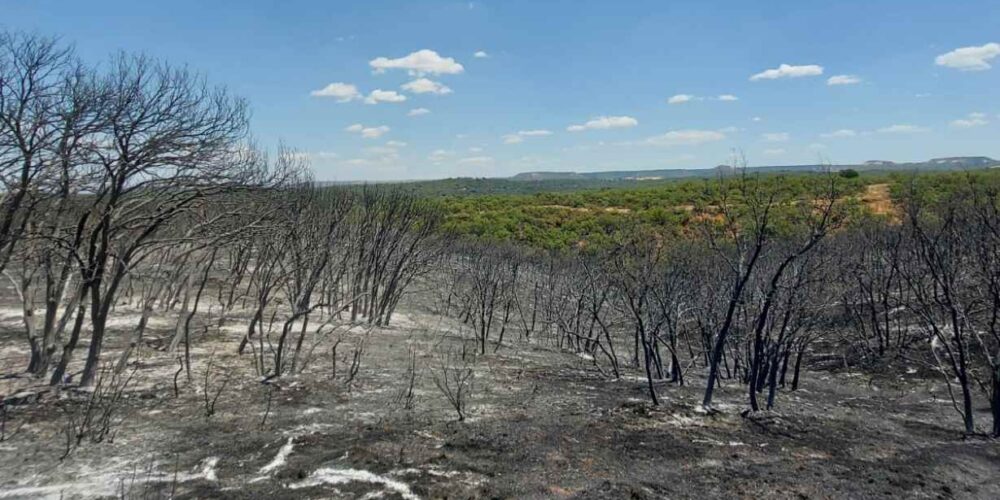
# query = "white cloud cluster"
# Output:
<box><xmin>935</xmin><ymin>43</ymin><xmax>1000</xmax><ymax>71</ymax></box>
<box><xmin>370</xmin><ymin>49</ymin><xmax>464</xmax><ymax>76</ymax></box>
<box><xmin>762</xmin><ymin>132</ymin><xmax>790</xmax><ymax>142</ymax></box>
<box><xmin>950</xmin><ymin>112</ymin><xmax>989</xmax><ymax>128</ymax></box>
<box><xmin>310</xmin><ymin>83</ymin><xmax>409</xmax><ymax>104</ymax></box>
<box><xmin>717</xmin><ymin>94</ymin><xmax>739</xmax><ymax>101</ymax></box>
<box><xmin>502</xmin><ymin>129</ymin><xmax>553</xmax><ymax>144</ymax></box>
<box><xmin>364</xmin><ymin>89</ymin><xmax>407</xmax><ymax>104</ymax></box>
<box><xmin>643</xmin><ymin>129</ymin><xmax>726</xmax><ymax>147</ymax></box>
<box><xmin>567</xmin><ymin>116</ymin><xmax>638</xmax><ymax>132</ymax></box>
<box><xmin>827</xmin><ymin>74</ymin><xmax>862</xmax><ymax>86</ymax></box>
<box><xmin>474</xmin><ymin>50</ymin><xmax>489</xmax><ymax>58</ymax></box>
<box><xmin>750</xmin><ymin>63</ymin><xmax>824</xmax><ymax>81</ymax></box>
<box><xmin>408</xmin><ymin>107</ymin><xmax>430</xmax><ymax>117</ymax></box>
<box><xmin>310</xmin><ymin>82</ymin><xmax>362</xmax><ymax>102</ymax></box>
<box><xmin>345</xmin><ymin>123</ymin><xmax>390</xmax><ymax>138</ymax></box>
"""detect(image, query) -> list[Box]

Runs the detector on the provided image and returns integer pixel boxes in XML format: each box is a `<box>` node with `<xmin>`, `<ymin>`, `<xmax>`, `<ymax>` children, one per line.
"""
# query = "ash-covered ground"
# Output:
<box><xmin>1</xmin><ymin>300</ymin><xmax>998</xmax><ymax>499</ymax></box>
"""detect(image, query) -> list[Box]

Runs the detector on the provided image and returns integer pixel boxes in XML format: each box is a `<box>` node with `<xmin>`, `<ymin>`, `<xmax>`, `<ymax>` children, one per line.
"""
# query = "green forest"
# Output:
<box><xmin>417</xmin><ymin>169</ymin><xmax>1000</xmax><ymax>250</ymax></box>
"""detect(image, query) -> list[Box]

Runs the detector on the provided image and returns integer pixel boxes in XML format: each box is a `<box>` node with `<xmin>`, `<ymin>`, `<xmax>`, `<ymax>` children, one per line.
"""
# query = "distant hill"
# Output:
<box><xmin>510</xmin><ymin>156</ymin><xmax>1000</xmax><ymax>182</ymax></box>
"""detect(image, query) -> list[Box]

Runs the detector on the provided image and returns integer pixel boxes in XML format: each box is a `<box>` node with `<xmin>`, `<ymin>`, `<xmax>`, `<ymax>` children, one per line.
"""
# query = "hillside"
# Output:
<box><xmin>391</xmin><ymin>157</ymin><xmax>999</xmax><ymax>197</ymax></box>
<box><xmin>510</xmin><ymin>156</ymin><xmax>999</xmax><ymax>182</ymax></box>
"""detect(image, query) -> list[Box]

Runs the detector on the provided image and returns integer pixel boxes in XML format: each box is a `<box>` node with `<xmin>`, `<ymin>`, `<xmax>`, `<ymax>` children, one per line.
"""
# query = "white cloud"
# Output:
<box><xmin>821</xmin><ymin>129</ymin><xmax>857</xmax><ymax>138</ymax></box>
<box><xmin>468</xmin><ymin>147</ymin><xmax>483</xmax><ymax>153</ymax></box>
<box><xmin>750</xmin><ymin>63</ymin><xmax>824</xmax><ymax>81</ymax></box>
<box><xmin>401</xmin><ymin>78</ymin><xmax>453</xmax><ymax>95</ymax></box>
<box><xmin>364</xmin><ymin>89</ymin><xmax>407</xmax><ymax>104</ymax></box>
<box><xmin>718</xmin><ymin>126</ymin><xmax>740</xmax><ymax>133</ymax></box>
<box><xmin>643</xmin><ymin>129</ymin><xmax>726</xmax><ymax>147</ymax></box>
<box><xmin>503</xmin><ymin>129</ymin><xmax>553</xmax><ymax>144</ymax></box>
<box><xmin>950</xmin><ymin>112</ymin><xmax>989</xmax><ymax>128</ymax></box>
<box><xmin>408</xmin><ymin>107</ymin><xmax>430</xmax><ymax>116</ymax></box>
<box><xmin>667</xmin><ymin>94</ymin><xmax>738</xmax><ymax>104</ymax></box>
<box><xmin>370</xmin><ymin>49</ymin><xmax>464</xmax><ymax>76</ymax></box>
<box><xmin>763</xmin><ymin>148</ymin><xmax>786</xmax><ymax>156</ymax></box>
<box><xmin>567</xmin><ymin>115</ymin><xmax>638</xmax><ymax>132</ymax></box>
<box><xmin>310</xmin><ymin>82</ymin><xmax>361</xmax><ymax>102</ymax></box>
<box><xmin>762</xmin><ymin>132</ymin><xmax>790</xmax><ymax>142</ymax></box>
<box><xmin>752</xmin><ymin>116</ymin><xmax>762</xmax><ymax>122</ymax></box>
<box><xmin>827</xmin><ymin>74</ymin><xmax>862</xmax><ymax>86</ymax></box>
<box><xmin>345</xmin><ymin>124</ymin><xmax>390</xmax><ymax>139</ymax></box>
<box><xmin>474</xmin><ymin>50</ymin><xmax>489</xmax><ymax>58</ymax></box>
<box><xmin>363</xmin><ymin>145</ymin><xmax>401</xmax><ymax>159</ymax></box>
<box><xmin>877</xmin><ymin>124</ymin><xmax>929</xmax><ymax>134</ymax></box>
<box><xmin>428</xmin><ymin>149</ymin><xmax>456</xmax><ymax>163</ymax></box>
<box><xmin>935</xmin><ymin>43</ymin><xmax>1000</xmax><ymax>71</ymax></box>
<box><xmin>385</xmin><ymin>140</ymin><xmax>408</xmax><ymax>147</ymax></box>
<box><xmin>361</xmin><ymin>127</ymin><xmax>390</xmax><ymax>139</ymax></box>
<box><xmin>668</xmin><ymin>94</ymin><xmax>696</xmax><ymax>104</ymax></box>
<box><xmin>458</xmin><ymin>156</ymin><xmax>494</xmax><ymax>166</ymax></box>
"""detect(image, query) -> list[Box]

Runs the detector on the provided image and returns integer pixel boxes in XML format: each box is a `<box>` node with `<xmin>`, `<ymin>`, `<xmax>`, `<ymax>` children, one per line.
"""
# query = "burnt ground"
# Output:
<box><xmin>0</xmin><ymin>300</ymin><xmax>998</xmax><ymax>499</ymax></box>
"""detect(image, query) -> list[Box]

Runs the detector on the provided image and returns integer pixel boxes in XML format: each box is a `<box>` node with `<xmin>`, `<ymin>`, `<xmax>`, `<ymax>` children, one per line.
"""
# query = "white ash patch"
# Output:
<box><xmin>258</xmin><ymin>436</ymin><xmax>295</xmax><ymax>475</ymax></box>
<box><xmin>290</xmin><ymin>467</ymin><xmax>419</xmax><ymax>500</ymax></box>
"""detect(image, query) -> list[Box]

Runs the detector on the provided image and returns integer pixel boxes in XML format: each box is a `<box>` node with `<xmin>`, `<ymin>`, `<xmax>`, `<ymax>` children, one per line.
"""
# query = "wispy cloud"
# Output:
<box><xmin>950</xmin><ymin>112</ymin><xmax>989</xmax><ymax>128</ymax></box>
<box><xmin>827</xmin><ymin>74</ymin><xmax>862</xmax><ymax>85</ymax></box>
<box><xmin>401</xmin><ymin>78</ymin><xmax>453</xmax><ymax>95</ymax></box>
<box><xmin>821</xmin><ymin>129</ymin><xmax>857</xmax><ymax>138</ymax></box>
<box><xmin>503</xmin><ymin>129</ymin><xmax>553</xmax><ymax>144</ymax></box>
<box><xmin>642</xmin><ymin>129</ymin><xmax>726</xmax><ymax>147</ymax></box>
<box><xmin>877</xmin><ymin>124</ymin><xmax>929</xmax><ymax>134</ymax></box>
<box><xmin>668</xmin><ymin>94</ymin><xmax>737</xmax><ymax>104</ymax></box>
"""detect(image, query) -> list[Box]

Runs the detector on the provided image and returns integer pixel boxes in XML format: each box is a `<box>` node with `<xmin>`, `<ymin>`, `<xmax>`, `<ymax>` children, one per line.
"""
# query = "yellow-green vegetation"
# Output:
<box><xmin>431</xmin><ymin>169</ymin><xmax>1000</xmax><ymax>250</ymax></box>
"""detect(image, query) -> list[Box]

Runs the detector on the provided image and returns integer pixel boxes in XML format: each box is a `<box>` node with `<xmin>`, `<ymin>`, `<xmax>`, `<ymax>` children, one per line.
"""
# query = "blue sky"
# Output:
<box><xmin>4</xmin><ymin>0</ymin><xmax>999</xmax><ymax>180</ymax></box>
